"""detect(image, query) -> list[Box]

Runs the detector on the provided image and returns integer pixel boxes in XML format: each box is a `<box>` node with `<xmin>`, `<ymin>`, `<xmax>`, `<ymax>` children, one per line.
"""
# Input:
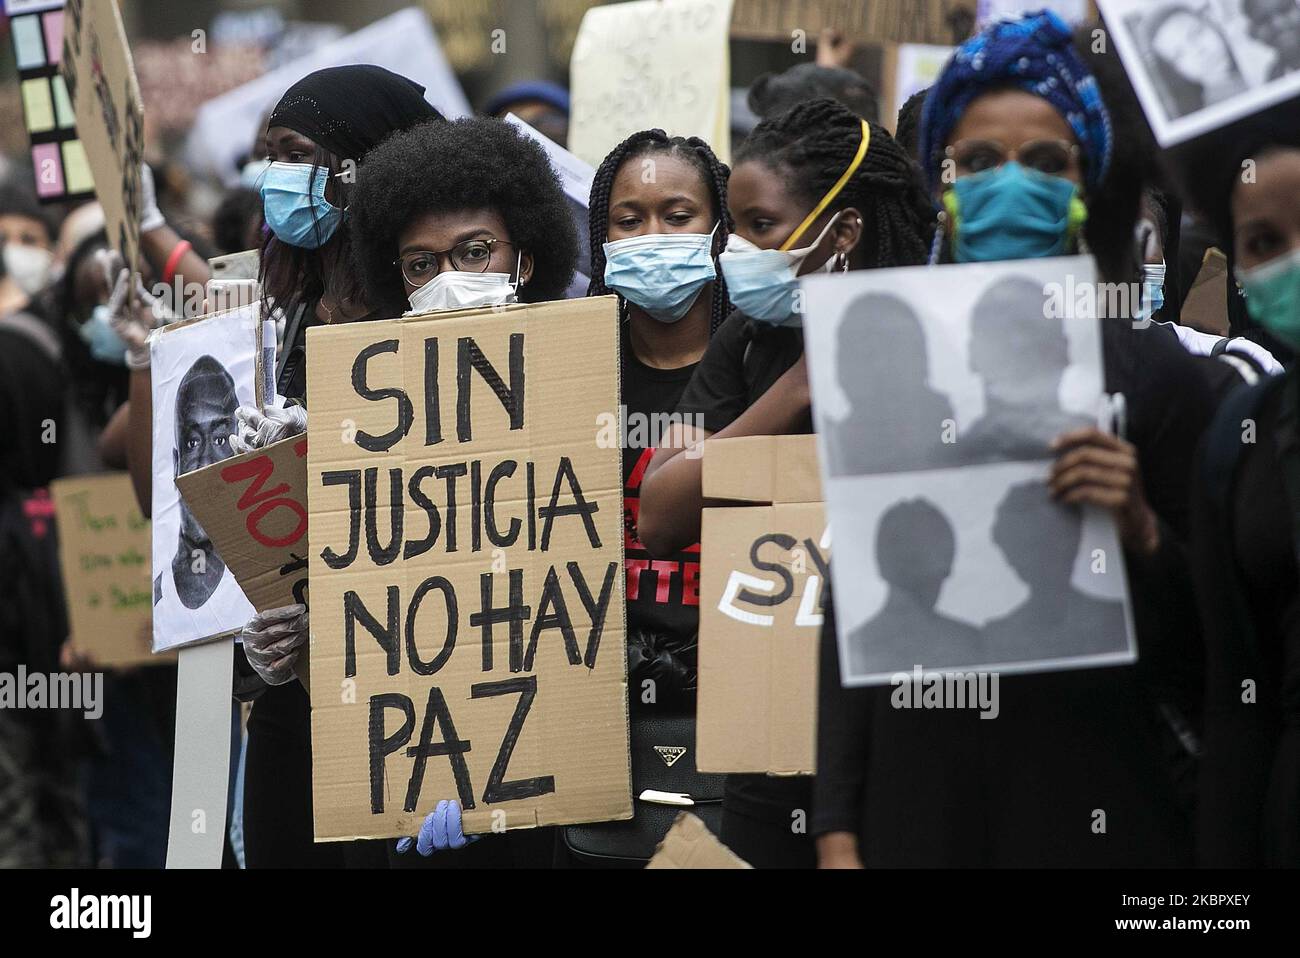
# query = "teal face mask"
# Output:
<box><xmin>944</xmin><ymin>162</ymin><xmax>1086</xmax><ymax>264</ymax></box>
<box><xmin>1238</xmin><ymin>247</ymin><xmax>1300</xmax><ymax>351</ymax></box>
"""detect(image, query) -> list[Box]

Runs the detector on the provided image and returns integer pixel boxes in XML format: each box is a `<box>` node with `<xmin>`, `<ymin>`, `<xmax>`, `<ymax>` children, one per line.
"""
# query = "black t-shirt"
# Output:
<box><xmin>621</xmin><ymin>330</ymin><xmax>700</xmax><ymax>643</ymax></box>
<box><xmin>674</xmin><ymin>310</ymin><xmax>814</xmax><ymax>824</ymax></box>
<box><xmin>675</xmin><ymin>310</ymin><xmax>809</xmax><ymax>436</ymax></box>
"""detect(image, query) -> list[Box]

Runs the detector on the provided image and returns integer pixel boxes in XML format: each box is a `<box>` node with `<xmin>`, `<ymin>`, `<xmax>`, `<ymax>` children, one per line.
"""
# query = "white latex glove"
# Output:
<box><xmin>1222</xmin><ymin>337</ymin><xmax>1284</xmax><ymax>376</ymax></box>
<box><xmin>230</xmin><ymin>402</ymin><xmax>307</xmax><ymax>455</ymax></box>
<box><xmin>1166</xmin><ymin>322</ymin><xmax>1284</xmax><ymax>376</ymax></box>
<box><xmin>140</xmin><ymin>163</ymin><xmax>165</xmax><ymax>233</ymax></box>
<box><xmin>102</xmin><ymin>256</ymin><xmax>173</xmax><ymax>369</ymax></box>
<box><xmin>240</xmin><ymin>604</ymin><xmax>308</xmax><ymax>686</ymax></box>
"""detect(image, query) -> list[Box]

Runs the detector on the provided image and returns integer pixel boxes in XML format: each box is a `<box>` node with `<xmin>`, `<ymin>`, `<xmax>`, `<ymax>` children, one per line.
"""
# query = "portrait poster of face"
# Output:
<box><xmin>801</xmin><ymin>257</ymin><xmax>1136</xmax><ymax>686</ymax></box>
<box><xmin>1099</xmin><ymin>0</ymin><xmax>1300</xmax><ymax>146</ymax></box>
<box><xmin>150</xmin><ymin>304</ymin><xmax>260</xmax><ymax>652</ymax></box>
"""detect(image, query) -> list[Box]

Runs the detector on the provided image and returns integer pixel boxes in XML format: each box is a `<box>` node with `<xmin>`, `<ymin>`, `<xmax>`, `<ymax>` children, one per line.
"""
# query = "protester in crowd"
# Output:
<box><xmin>747</xmin><ymin>63</ymin><xmax>879</xmax><ymax>124</ymax></box>
<box><xmin>1179</xmin><ymin>100</ymin><xmax>1300</xmax><ymax>867</ymax></box>
<box><xmin>216</xmin><ymin>64</ymin><xmax>445</xmax><ymax>870</ymax></box>
<box><xmin>0</xmin><ymin>185</ymin><xmax>58</xmax><ymax>319</ymax></box>
<box><xmin>345</xmin><ymin>114</ymin><xmax>578</xmax><ymax>866</ymax></box>
<box><xmin>637</xmin><ymin>97</ymin><xmax>935</xmax><ymax>867</ymax></box>
<box><xmin>1138</xmin><ymin>187</ymin><xmax>1283</xmax><ymax>383</ymax></box>
<box><xmin>893</xmin><ymin>87</ymin><xmax>930</xmax><ymax>163</ymax></box>
<box><xmin>550</xmin><ymin>127</ymin><xmax>732</xmax><ymax>865</ymax></box>
<box><xmin>0</xmin><ymin>187</ymin><xmax>77</xmax><ymax>869</ymax></box>
<box><xmin>485</xmin><ymin>80</ymin><xmax>570</xmax><ymax>147</ymax></box>
<box><xmin>812</xmin><ymin>10</ymin><xmax>1217</xmax><ymax>869</ymax></box>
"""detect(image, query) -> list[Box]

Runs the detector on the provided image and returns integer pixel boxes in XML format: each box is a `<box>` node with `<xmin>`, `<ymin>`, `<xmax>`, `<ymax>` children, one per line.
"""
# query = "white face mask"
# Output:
<box><xmin>405</xmin><ymin>258</ymin><xmax>521</xmax><ymax>315</ymax></box>
<box><xmin>3</xmin><ymin>243</ymin><xmax>54</xmax><ymax>296</ymax></box>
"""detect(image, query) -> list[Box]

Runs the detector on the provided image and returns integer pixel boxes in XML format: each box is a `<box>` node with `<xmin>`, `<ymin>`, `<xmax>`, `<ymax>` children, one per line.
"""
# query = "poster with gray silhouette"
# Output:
<box><xmin>801</xmin><ymin>257</ymin><xmax>1134</xmax><ymax>685</ymax></box>
<box><xmin>1099</xmin><ymin>0</ymin><xmax>1300</xmax><ymax>146</ymax></box>
<box><xmin>150</xmin><ymin>305</ymin><xmax>258</xmax><ymax>652</ymax></box>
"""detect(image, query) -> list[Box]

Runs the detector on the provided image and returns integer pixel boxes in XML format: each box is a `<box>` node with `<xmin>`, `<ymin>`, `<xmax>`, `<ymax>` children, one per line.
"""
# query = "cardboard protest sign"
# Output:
<box><xmin>1098</xmin><ymin>0</ymin><xmax>1300</xmax><ymax>147</ymax></box>
<box><xmin>176</xmin><ymin>434</ymin><xmax>309</xmax><ymax>615</ymax></box>
<box><xmin>1180</xmin><ymin>247</ymin><xmax>1231</xmax><ymax>336</ymax></box>
<box><xmin>50</xmin><ymin>472</ymin><xmax>167</xmax><ymax>668</ymax></box>
<box><xmin>150</xmin><ymin>304</ymin><xmax>261</xmax><ymax>652</ymax></box>
<box><xmin>306</xmin><ymin>296</ymin><xmax>630</xmax><ymax>841</ymax></box>
<box><xmin>729</xmin><ymin>0</ymin><xmax>964</xmax><ymax>45</ymax></box>
<box><xmin>801</xmin><ymin>256</ymin><xmax>1135</xmax><ymax>686</ymax></box>
<box><xmin>61</xmin><ymin>0</ymin><xmax>144</xmax><ymax>273</ymax></box>
<box><xmin>696</xmin><ymin>435</ymin><xmax>825</xmax><ymax>776</ymax></box>
<box><xmin>645</xmin><ymin>812</ymin><xmax>752</xmax><ymax>869</ymax></box>
<box><xmin>570</xmin><ymin>0</ymin><xmax>734</xmax><ymax>168</ymax></box>
<box><xmin>505</xmin><ymin>114</ymin><xmax>594</xmax><ymax>300</ymax></box>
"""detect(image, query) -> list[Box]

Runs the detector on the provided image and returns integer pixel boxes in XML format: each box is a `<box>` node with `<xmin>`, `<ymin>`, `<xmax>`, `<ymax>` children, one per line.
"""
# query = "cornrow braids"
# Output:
<box><xmin>735</xmin><ymin>97</ymin><xmax>935</xmax><ymax>271</ymax></box>
<box><xmin>587</xmin><ymin>129</ymin><xmax>733</xmax><ymax>333</ymax></box>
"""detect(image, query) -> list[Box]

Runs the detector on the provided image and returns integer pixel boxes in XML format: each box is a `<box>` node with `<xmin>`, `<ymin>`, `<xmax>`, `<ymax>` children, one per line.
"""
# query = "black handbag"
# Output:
<box><xmin>563</xmin><ymin>706</ymin><xmax>724</xmax><ymax>866</ymax></box>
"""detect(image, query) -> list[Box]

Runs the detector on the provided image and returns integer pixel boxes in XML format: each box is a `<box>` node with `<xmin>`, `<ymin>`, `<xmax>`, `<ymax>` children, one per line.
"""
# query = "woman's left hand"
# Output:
<box><xmin>1048</xmin><ymin>426</ymin><xmax>1160</xmax><ymax>556</ymax></box>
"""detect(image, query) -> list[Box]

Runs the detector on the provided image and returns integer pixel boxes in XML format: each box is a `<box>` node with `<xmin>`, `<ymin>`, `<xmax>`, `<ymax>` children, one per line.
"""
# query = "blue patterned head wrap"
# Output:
<box><xmin>918</xmin><ymin>9</ymin><xmax>1113</xmax><ymax>194</ymax></box>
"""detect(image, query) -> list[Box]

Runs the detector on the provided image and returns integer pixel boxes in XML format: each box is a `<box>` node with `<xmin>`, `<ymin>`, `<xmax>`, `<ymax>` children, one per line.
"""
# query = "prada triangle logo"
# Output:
<box><xmin>655</xmin><ymin>746</ymin><xmax>687</xmax><ymax>767</ymax></box>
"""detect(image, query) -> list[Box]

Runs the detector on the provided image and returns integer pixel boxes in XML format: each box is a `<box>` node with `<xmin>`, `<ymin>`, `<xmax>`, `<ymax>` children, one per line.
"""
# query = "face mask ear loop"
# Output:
<box><xmin>779</xmin><ymin>119</ymin><xmax>871</xmax><ymax>253</ymax></box>
<box><xmin>929</xmin><ymin>211</ymin><xmax>946</xmax><ymax>267</ymax></box>
<box><xmin>511</xmin><ymin>250</ymin><xmax>524</xmax><ymax>292</ymax></box>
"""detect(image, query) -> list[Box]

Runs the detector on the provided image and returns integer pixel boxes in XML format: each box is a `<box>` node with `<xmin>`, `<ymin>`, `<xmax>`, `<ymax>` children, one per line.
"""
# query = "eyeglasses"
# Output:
<box><xmin>396</xmin><ymin>238</ymin><xmax>515</xmax><ymax>286</ymax></box>
<box><xmin>945</xmin><ymin>138</ymin><xmax>1081</xmax><ymax>178</ymax></box>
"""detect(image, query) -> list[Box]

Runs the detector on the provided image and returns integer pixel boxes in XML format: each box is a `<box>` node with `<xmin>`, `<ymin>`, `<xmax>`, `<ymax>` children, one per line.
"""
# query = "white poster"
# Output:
<box><xmin>505</xmin><ymin>113</ymin><xmax>594</xmax><ymax>300</ymax></box>
<box><xmin>1098</xmin><ymin>0</ymin><xmax>1300</xmax><ymax>146</ymax></box>
<box><xmin>150</xmin><ymin>305</ymin><xmax>258</xmax><ymax>651</ymax></box>
<box><xmin>569</xmin><ymin>0</ymin><xmax>734</xmax><ymax>168</ymax></box>
<box><xmin>976</xmin><ymin>0</ymin><xmax>1089</xmax><ymax>27</ymax></box>
<box><xmin>184</xmin><ymin>8</ymin><xmax>470</xmax><ymax>185</ymax></box>
<box><xmin>802</xmin><ymin>257</ymin><xmax>1136</xmax><ymax>686</ymax></box>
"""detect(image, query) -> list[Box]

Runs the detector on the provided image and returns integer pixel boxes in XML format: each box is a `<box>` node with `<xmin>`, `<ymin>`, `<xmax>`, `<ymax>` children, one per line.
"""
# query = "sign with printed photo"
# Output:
<box><xmin>802</xmin><ymin>256</ymin><xmax>1136</xmax><ymax>686</ymax></box>
<box><xmin>1099</xmin><ymin>0</ymin><xmax>1300</xmax><ymax>146</ymax></box>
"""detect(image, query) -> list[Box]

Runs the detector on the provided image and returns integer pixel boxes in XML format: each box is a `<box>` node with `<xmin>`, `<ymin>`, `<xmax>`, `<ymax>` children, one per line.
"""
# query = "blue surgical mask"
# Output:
<box><xmin>1141</xmin><ymin>261</ymin><xmax>1166</xmax><ymax>323</ymax></box>
<box><xmin>78</xmin><ymin>304</ymin><xmax>129</xmax><ymax>366</ymax></box>
<box><xmin>260</xmin><ymin>161</ymin><xmax>344</xmax><ymax>249</ymax></box>
<box><xmin>944</xmin><ymin>162</ymin><xmax>1085</xmax><ymax>264</ymax></box>
<box><xmin>718</xmin><ymin>215</ymin><xmax>842</xmax><ymax>327</ymax></box>
<box><xmin>603</xmin><ymin>228</ymin><xmax>718</xmax><ymax>323</ymax></box>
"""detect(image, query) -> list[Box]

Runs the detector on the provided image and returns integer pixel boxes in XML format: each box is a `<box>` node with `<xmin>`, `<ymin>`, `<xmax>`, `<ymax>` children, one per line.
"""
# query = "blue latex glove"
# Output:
<box><xmin>395</xmin><ymin>800</ymin><xmax>479</xmax><ymax>855</ymax></box>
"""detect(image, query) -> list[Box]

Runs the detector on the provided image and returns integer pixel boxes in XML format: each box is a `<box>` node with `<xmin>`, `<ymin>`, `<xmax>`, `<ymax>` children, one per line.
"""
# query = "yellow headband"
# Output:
<box><xmin>779</xmin><ymin>118</ymin><xmax>871</xmax><ymax>252</ymax></box>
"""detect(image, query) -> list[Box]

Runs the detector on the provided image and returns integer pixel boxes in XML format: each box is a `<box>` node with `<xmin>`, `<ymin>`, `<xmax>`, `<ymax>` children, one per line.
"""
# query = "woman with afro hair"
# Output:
<box><xmin>345</xmin><ymin>115</ymin><xmax>577</xmax><ymax>867</ymax></box>
<box><xmin>349</xmin><ymin>115</ymin><xmax>578</xmax><ymax>320</ymax></box>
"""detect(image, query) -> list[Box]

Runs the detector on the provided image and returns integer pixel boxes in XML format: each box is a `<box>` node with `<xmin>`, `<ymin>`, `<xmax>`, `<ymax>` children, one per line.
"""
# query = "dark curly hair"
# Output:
<box><xmin>587</xmin><ymin>129</ymin><xmax>732</xmax><ymax>332</ymax></box>
<box><xmin>350</xmin><ymin>117</ymin><xmax>579</xmax><ymax>317</ymax></box>
<box><xmin>735</xmin><ymin>97</ymin><xmax>935</xmax><ymax>271</ymax></box>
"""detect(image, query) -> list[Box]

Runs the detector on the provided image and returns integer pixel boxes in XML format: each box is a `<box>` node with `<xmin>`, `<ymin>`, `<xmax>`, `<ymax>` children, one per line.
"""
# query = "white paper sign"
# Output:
<box><xmin>1098</xmin><ymin>0</ymin><xmax>1300</xmax><ymax>146</ymax></box>
<box><xmin>505</xmin><ymin>113</ymin><xmax>594</xmax><ymax>300</ymax></box>
<box><xmin>802</xmin><ymin>257</ymin><xmax>1136</xmax><ymax>686</ymax></box>
<box><xmin>150</xmin><ymin>306</ymin><xmax>259</xmax><ymax>651</ymax></box>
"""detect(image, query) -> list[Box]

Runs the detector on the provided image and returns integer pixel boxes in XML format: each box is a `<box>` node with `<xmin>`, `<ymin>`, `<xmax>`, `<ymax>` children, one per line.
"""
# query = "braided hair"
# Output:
<box><xmin>587</xmin><ymin>130</ymin><xmax>733</xmax><ymax>332</ymax></box>
<box><xmin>735</xmin><ymin>97</ymin><xmax>935</xmax><ymax>271</ymax></box>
